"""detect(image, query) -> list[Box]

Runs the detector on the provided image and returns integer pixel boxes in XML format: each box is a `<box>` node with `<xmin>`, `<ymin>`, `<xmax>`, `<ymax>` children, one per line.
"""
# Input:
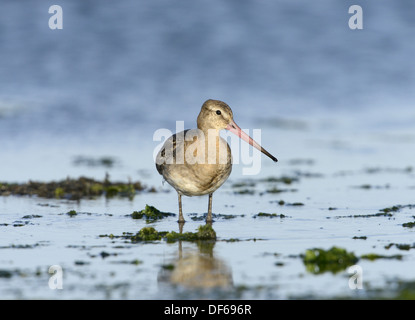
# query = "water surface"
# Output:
<box><xmin>1</xmin><ymin>0</ymin><xmax>415</xmax><ymax>299</ymax></box>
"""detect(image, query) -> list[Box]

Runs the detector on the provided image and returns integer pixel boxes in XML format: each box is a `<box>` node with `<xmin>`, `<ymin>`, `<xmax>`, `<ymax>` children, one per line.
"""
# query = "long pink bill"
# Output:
<box><xmin>226</xmin><ymin>120</ymin><xmax>278</xmax><ymax>162</ymax></box>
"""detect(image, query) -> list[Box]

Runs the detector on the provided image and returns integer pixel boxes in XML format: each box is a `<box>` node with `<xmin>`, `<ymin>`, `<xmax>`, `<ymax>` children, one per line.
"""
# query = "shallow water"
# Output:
<box><xmin>1</xmin><ymin>0</ymin><xmax>415</xmax><ymax>299</ymax></box>
<box><xmin>1</xmin><ymin>117</ymin><xmax>414</xmax><ymax>299</ymax></box>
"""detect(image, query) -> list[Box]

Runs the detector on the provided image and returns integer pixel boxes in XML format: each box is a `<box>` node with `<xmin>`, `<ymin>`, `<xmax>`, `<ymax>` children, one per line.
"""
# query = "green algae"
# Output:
<box><xmin>232</xmin><ymin>175</ymin><xmax>300</xmax><ymax>196</ymax></box>
<box><xmin>161</xmin><ymin>264</ymin><xmax>175</xmax><ymax>271</ymax></box>
<box><xmin>0</xmin><ymin>175</ymin><xmax>145</xmax><ymax>200</ymax></box>
<box><xmin>72</xmin><ymin>156</ymin><xmax>117</xmax><ymax>168</ymax></box>
<box><xmin>232</xmin><ymin>181</ymin><xmax>256</xmax><ymax>188</ymax></box>
<box><xmin>380</xmin><ymin>205</ymin><xmax>402</xmax><ymax>214</ymax></box>
<box><xmin>54</xmin><ymin>187</ymin><xmax>64</xmax><ymax>198</ymax></box>
<box><xmin>330</xmin><ymin>204</ymin><xmax>415</xmax><ymax>220</ymax></box>
<box><xmin>105</xmin><ymin>225</ymin><xmax>217</xmax><ymax>243</ymax></box>
<box><xmin>270</xmin><ymin>200</ymin><xmax>303</xmax><ymax>207</ymax></box>
<box><xmin>253</xmin><ymin>212</ymin><xmax>287</xmax><ymax>218</ymax></box>
<box><xmin>360</xmin><ymin>253</ymin><xmax>403</xmax><ymax>261</ymax></box>
<box><xmin>384</xmin><ymin>243</ymin><xmax>415</xmax><ymax>250</ymax></box>
<box><xmin>233</xmin><ymin>189</ymin><xmax>255</xmax><ymax>195</ymax></box>
<box><xmin>128</xmin><ymin>259</ymin><xmax>142</xmax><ymax>265</ymax></box>
<box><xmin>287</xmin><ymin>202</ymin><xmax>304</xmax><ymax>206</ymax></box>
<box><xmin>22</xmin><ymin>215</ymin><xmax>42</xmax><ymax>219</ymax></box>
<box><xmin>231</xmin><ymin>179</ymin><xmax>256</xmax><ymax>195</ymax></box>
<box><xmin>0</xmin><ymin>270</ymin><xmax>14</xmax><ymax>278</ymax></box>
<box><xmin>332</xmin><ymin>212</ymin><xmax>394</xmax><ymax>219</ymax></box>
<box><xmin>12</xmin><ymin>221</ymin><xmax>30</xmax><ymax>227</ymax></box>
<box><xmin>264</xmin><ymin>187</ymin><xmax>297</xmax><ymax>194</ymax></box>
<box><xmin>260</xmin><ymin>176</ymin><xmax>299</xmax><ymax>184</ymax></box>
<box><xmin>221</xmin><ymin>238</ymin><xmax>262</xmax><ymax>242</ymax></box>
<box><xmin>0</xmin><ymin>244</ymin><xmax>41</xmax><ymax>249</ymax></box>
<box><xmin>189</xmin><ymin>213</ymin><xmax>240</xmax><ymax>221</ymax></box>
<box><xmin>222</xmin><ymin>238</ymin><xmax>241</xmax><ymax>242</ymax></box>
<box><xmin>99</xmin><ymin>251</ymin><xmax>112</xmax><ymax>259</ymax></box>
<box><xmin>214</xmin><ymin>214</ymin><xmax>239</xmax><ymax>219</ymax></box>
<box><xmin>131</xmin><ymin>227</ymin><xmax>166</xmax><ymax>241</ymax></box>
<box><xmin>164</xmin><ymin>224</ymin><xmax>216</xmax><ymax>243</ymax></box>
<box><xmin>66</xmin><ymin>210</ymin><xmax>77</xmax><ymax>217</ymax></box>
<box><xmin>233</xmin><ymin>175</ymin><xmax>299</xmax><ymax>189</ymax></box>
<box><xmin>130</xmin><ymin>205</ymin><xmax>175</xmax><ymax>223</ymax></box>
<box><xmin>353</xmin><ymin>184</ymin><xmax>390</xmax><ymax>190</ymax></box>
<box><xmin>402</xmin><ymin>221</ymin><xmax>415</xmax><ymax>228</ymax></box>
<box><xmin>302</xmin><ymin>247</ymin><xmax>358</xmax><ymax>274</ymax></box>
<box><xmin>380</xmin><ymin>204</ymin><xmax>415</xmax><ymax>214</ymax></box>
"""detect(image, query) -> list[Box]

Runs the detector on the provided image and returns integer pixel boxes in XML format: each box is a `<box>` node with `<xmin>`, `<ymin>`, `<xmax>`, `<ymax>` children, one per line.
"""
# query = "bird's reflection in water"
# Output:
<box><xmin>158</xmin><ymin>224</ymin><xmax>233</xmax><ymax>294</ymax></box>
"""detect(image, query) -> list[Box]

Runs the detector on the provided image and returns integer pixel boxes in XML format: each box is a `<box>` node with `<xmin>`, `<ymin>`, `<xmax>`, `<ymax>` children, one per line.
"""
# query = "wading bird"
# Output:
<box><xmin>156</xmin><ymin>99</ymin><xmax>277</xmax><ymax>223</ymax></box>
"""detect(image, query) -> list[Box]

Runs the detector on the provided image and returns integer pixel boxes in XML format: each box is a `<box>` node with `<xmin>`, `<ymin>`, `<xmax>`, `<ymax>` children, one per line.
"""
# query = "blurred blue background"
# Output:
<box><xmin>0</xmin><ymin>0</ymin><xmax>414</xmax><ymax>181</ymax></box>
<box><xmin>1</xmin><ymin>1</ymin><xmax>415</xmax><ymax>300</ymax></box>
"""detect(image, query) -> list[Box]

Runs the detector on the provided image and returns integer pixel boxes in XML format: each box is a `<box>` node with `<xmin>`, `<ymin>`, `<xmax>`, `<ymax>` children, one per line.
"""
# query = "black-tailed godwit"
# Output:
<box><xmin>156</xmin><ymin>99</ymin><xmax>277</xmax><ymax>223</ymax></box>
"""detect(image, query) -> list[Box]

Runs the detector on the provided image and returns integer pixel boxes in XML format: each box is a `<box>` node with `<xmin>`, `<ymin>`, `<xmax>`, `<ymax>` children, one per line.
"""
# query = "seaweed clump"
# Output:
<box><xmin>66</xmin><ymin>210</ymin><xmax>77</xmax><ymax>217</ymax></box>
<box><xmin>0</xmin><ymin>175</ymin><xmax>144</xmax><ymax>200</ymax></box>
<box><xmin>130</xmin><ymin>227</ymin><xmax>167</xmax><ymax>242</ymax></box>
<box><xmin>127</xmin><ymin>225</ymin><xmax>216</xmax><ymax>243</ymax></box>
<box><xmin>360</xmin><ymin>253</ymin><xmax>403</xmax><ymax>261</ymax></box>
<box><xmin>253</xmin><ymin>212</ymin><xmax>287</xmax><ymax>218</ymax></box>
<box><xmin>302</xmin><ymin>246</ymin><xmax>358</xmax><ymax>274</ymax></box>
<box><xmin>402</xmin><ymin>221</ymin><xmax>415</xmax><ymax>228</ymax></box>
<box><xmin>189</xmin><ymin>213</ymin><xmax>240</xmax><ymax>221</ymax></box>
<box><xmin>131</xmin><ymin>205</ymin><xmax>175</xmax><ymax>223</ymax></box>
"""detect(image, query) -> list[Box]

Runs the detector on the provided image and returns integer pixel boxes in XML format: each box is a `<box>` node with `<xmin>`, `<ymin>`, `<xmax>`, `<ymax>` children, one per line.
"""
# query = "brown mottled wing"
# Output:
<box><xmin>155</xmin><ymin>130</ymin><xmax>189</xmax><ymax>175</ymax></box>
<box><xmin>155</xmin><ymin>151</ymin><xmax>165</xmax><ymax>175</ymax></box>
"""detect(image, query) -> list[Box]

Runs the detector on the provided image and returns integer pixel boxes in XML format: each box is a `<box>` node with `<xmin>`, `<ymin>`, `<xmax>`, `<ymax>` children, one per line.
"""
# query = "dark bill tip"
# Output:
<box><xmin>261</xmin><ymin>147</ymin><xmax>278</xmax><ymax>163</ymax></box>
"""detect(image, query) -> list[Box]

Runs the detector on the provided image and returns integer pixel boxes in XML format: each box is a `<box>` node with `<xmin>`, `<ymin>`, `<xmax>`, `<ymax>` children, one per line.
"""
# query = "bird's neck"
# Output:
<box><xmin>197</xmin><ymin>128</ymin><xmax>229</xmax><ymax>166</ymax></box>
<box><xmin>197</xmin><ymin>125</ymin><xmax>221</xmax><ymax>138</ymax></box>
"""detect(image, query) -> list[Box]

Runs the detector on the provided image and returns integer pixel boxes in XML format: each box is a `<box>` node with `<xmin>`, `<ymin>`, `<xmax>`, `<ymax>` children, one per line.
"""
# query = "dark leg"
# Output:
<box><xmin>178</xmin><ymin>193</ymin><xmax>185</xmax><ymax>223</ymax></box>
<box><xmin>206</xmin><ymin>193</ymin><xmax>213</xmax><ymax>223</ymax></box>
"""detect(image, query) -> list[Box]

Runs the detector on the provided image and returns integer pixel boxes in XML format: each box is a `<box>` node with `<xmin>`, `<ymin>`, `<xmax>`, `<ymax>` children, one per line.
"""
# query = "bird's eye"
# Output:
<box><xmin>216</xmin><ymin>110</ymin><xmax>221</xmax><ymax>115</ymax></box>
